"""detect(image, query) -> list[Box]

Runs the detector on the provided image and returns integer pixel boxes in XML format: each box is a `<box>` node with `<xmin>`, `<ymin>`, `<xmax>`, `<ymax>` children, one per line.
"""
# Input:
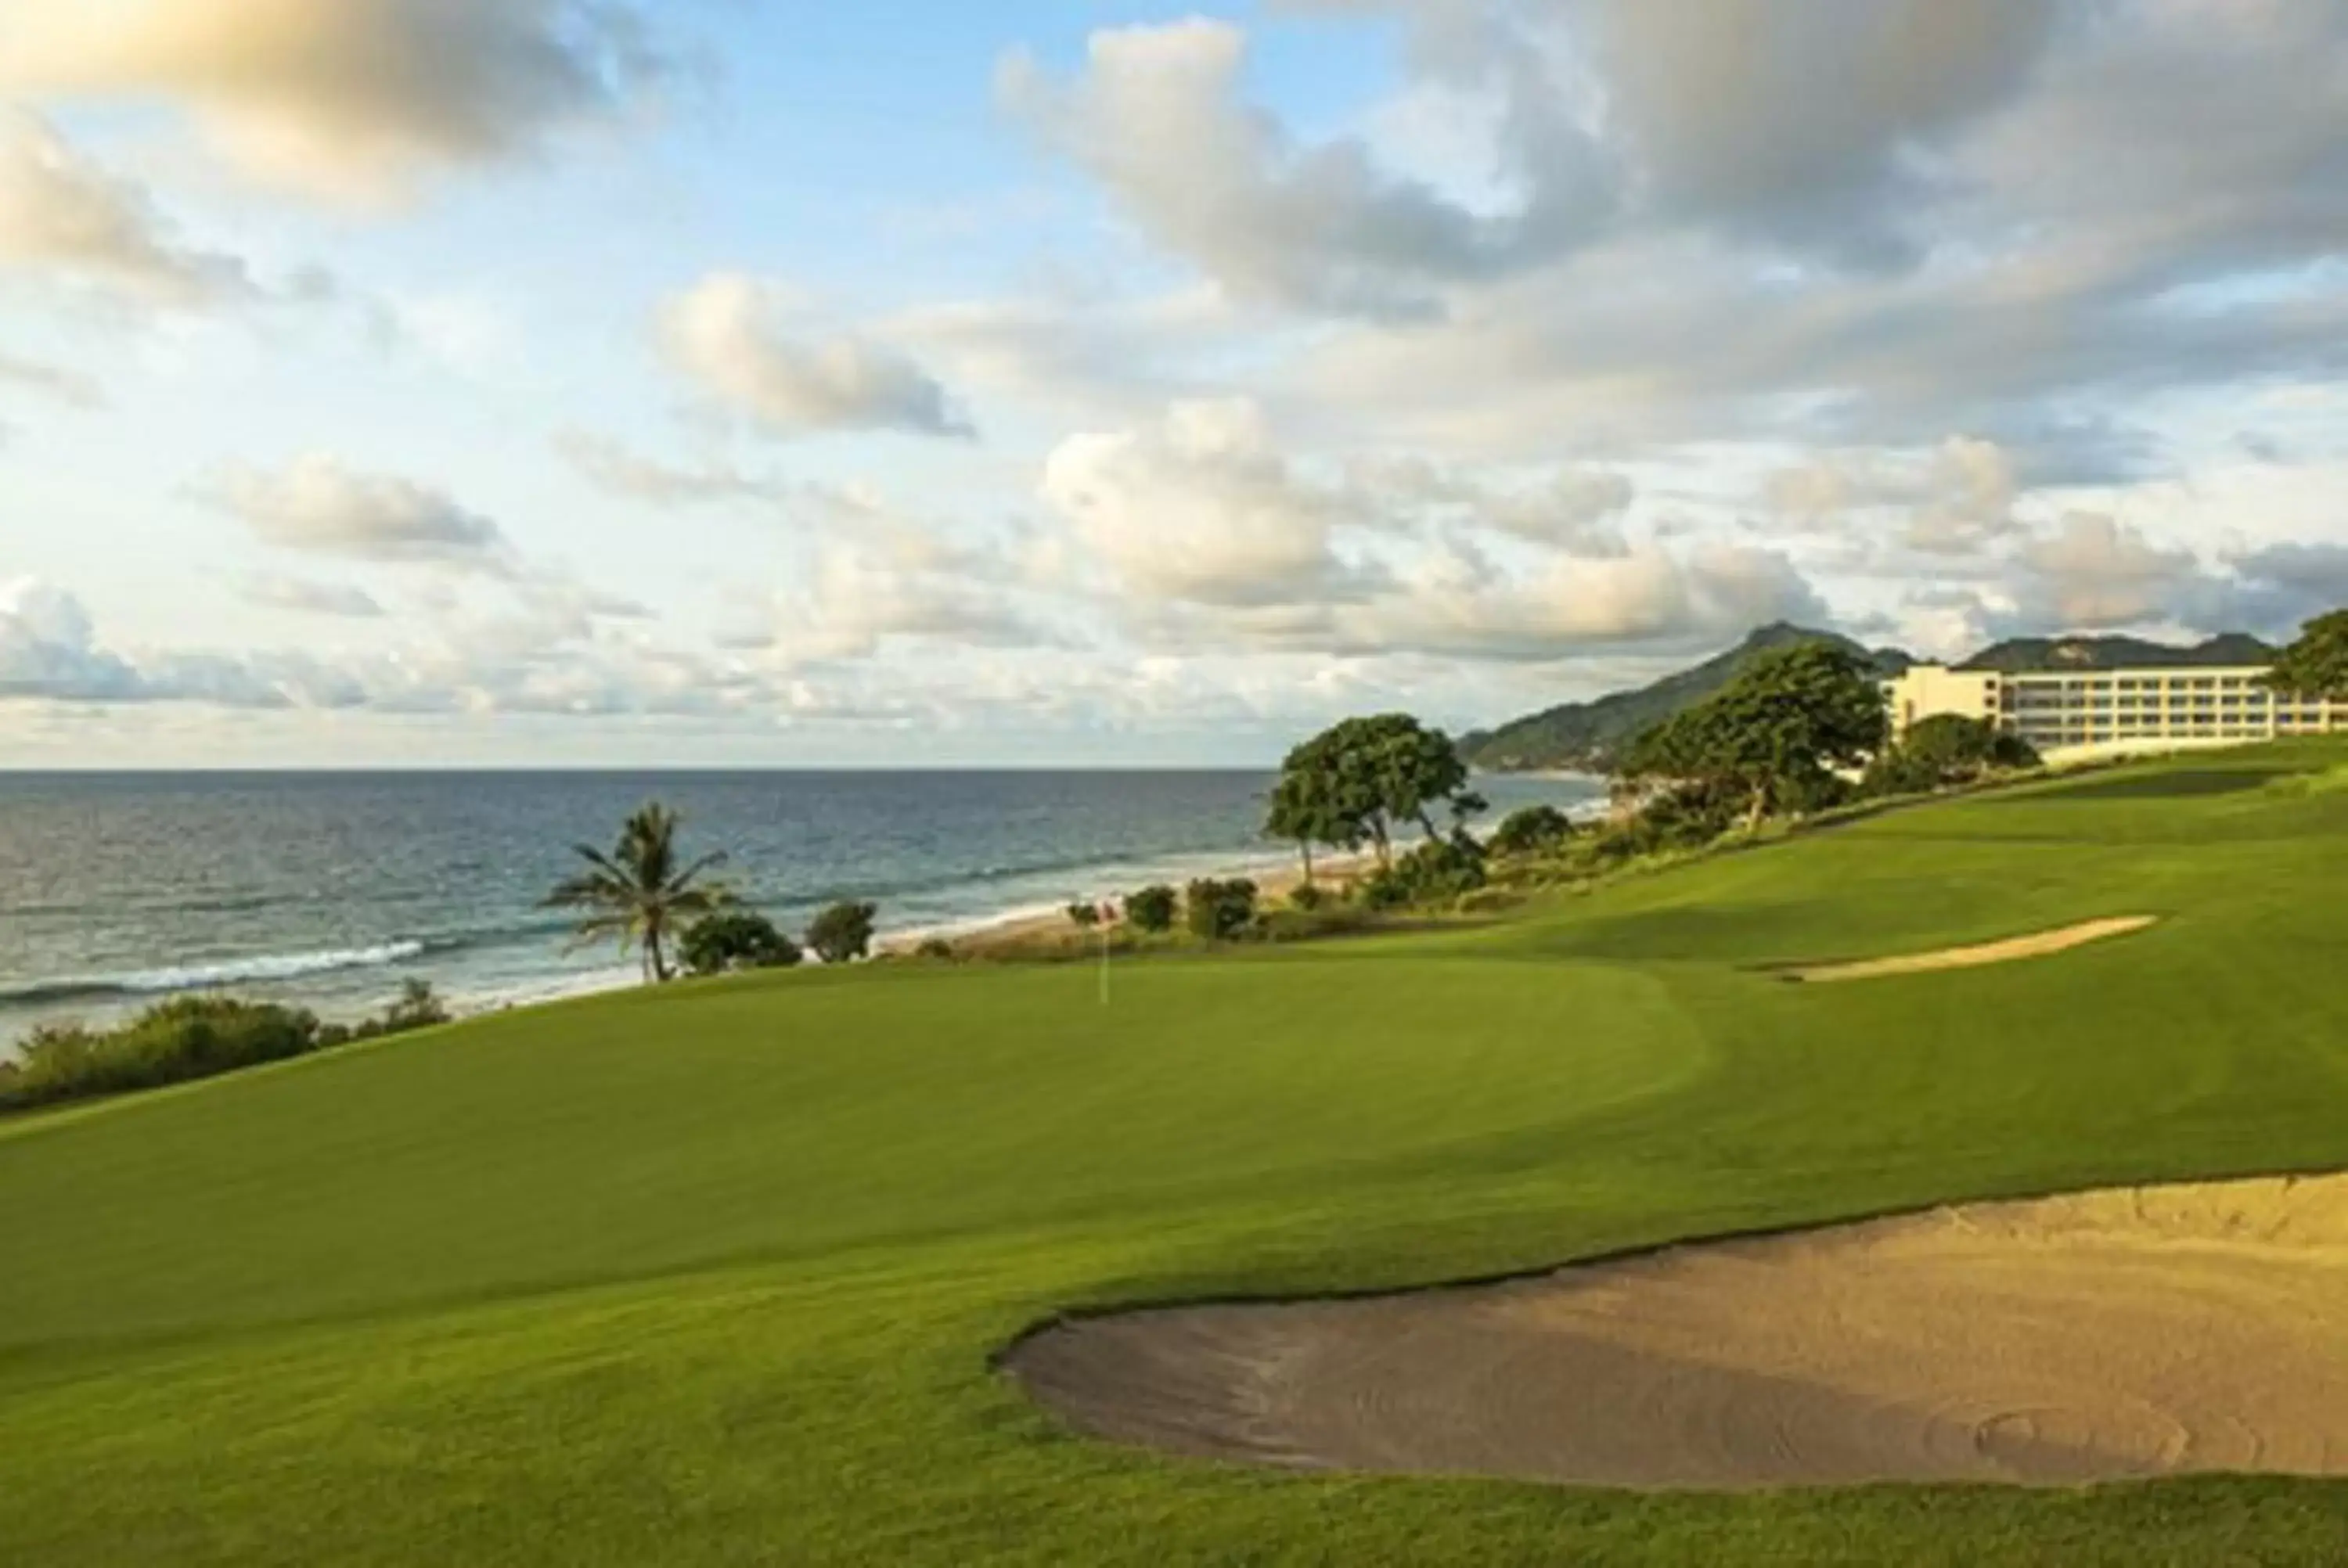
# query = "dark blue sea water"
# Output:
<box><xmin>0</xmin><ymin>770</ymin><xmax>1603</xmax><ymax>1045</ymax></box>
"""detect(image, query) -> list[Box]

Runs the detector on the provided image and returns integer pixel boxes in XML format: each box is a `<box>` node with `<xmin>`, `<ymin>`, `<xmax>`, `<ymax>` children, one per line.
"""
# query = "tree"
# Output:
<box><xmin>1620</xmin><ymin>643</ymin><xmax>1888</xmax><ymax>830</ymax></box>
<box><xmin>384</xmin><ymin>977</ymin><xmax>449</xmax><ymax>1030</ymax></box>
<box><xmin>1185</xmin><ymin>878</ymin><xmax>1259</xmax><ymax>941</ymax></box>
<box><xmin>1866</xmin><ymin>714</ymin><xmax>2039</xmax><ymax>795</ymax></box>
<box><xmin>1125</xmin><ymin>885</ymin><xmax>1179</xmax><ymax>933</ymax></box>
<box><xmin>2264</xmin><ymin>609</ymin><xmax>2348</xmax><ymax>700</ymax></box>
<box><xmin>1488</xmin><ymin>804</ymin><xmax>1576</xmax><ymax>858</ymax></box>
<box><xmin>544</xmin><ymin>802</ymin><xmax>730</xmax><ymax>984</ymax></box>
<box><xmin>1064</xmin><ymin>901</ymin><xmax>1101</xmax><ymax>930</ymax></box>
<box><xmin>680</xmin><ymin>910</ymin><xmax>801</xmax><ymax>976</ymax></box>
<box><xmin>806</xmin><ymin>901</ymin><xmax>879</xmax><ymax>965</ymax></box>
<box><xmin>1262</xmin><ymin>767</ymin><xmax>1359</xmax><ymax>887</ymax></box>
<box><xmin>1269</xmin><ymin>714</ymin><xmax>1480</xmax><ymax>868</ymax></box>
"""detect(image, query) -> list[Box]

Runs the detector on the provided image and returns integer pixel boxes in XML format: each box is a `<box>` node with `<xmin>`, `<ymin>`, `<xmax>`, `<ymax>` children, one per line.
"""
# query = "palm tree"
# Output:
<box><xmin>544</xmin><ymin>802</ymin><xmax>730</xmax><ymax>984</ymax></box>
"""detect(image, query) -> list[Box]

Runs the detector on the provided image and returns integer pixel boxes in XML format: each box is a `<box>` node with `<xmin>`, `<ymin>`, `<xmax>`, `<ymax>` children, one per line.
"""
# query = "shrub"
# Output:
<box><xmin>1184</xmin><ymin>878</ymin><xmax>1259</xmax><ymax>941</ymax></box>
<box><xmin>1361</xmin><ymin>834</ymin><xmax>1488</xmax><ymax>910</ymax></box>
<box><xmin>1287</xmin><ymin>880</ymin><xmax>1325</xmax><ymax>912</ymax></box>
<box><xmin>914</xmin><ymin>937</ymin><xmax>956</xmax><ymax>961</ymax></box>
<box><xmin>1488</xmin><ymin>804</ymin><xmax>1577</xmax><ymax>858</ymax></box>
<box><xmin>1864</xmin><ymin>716</ymin><xmax>2041</xmax><ymax>797</ymax></box>
<box><xmin>681</xmin><ymin>910</ymin><xmax>802</xmax><ymax>976</ymax></box>
<box><xmin>806</xmin><ymin>901</ymin><xmax>880</xmax><ymax>965</ymax></box>
<box><xmin>384</xmin><ymin>977</ymin><xmax>450</xmax><ymax>1029</ymax></box>
<box><xmin>1064</xmin><ymin>901</ymin><xmax>1101</xmax><ymax>930</ymax></box>
<box><xmin>2</xmin><ymin>997</ymin><xmax>322</xmax><ymax>1112</ymax></box>
<box><xmin>1125</xmin><ymin>884</ymin><xmax>1179</xmax><ymax>934</ymax></box>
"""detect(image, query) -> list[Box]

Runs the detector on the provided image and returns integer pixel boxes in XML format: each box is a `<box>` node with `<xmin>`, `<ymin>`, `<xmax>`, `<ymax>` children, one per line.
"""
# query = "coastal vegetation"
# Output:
<box><xmin>7</xmin><ymin>739</ymin><xmax>2348</xmax><ymax>1564</ymax></box>
<box><xmin>805</xmin><ymin>900</ymin><xmax>880</xmax><ymax>965</ymax></box>
<box><xmin>0</xmin><ymin>981</ymin><xmax>446</xmax><ymax>1113</ymax></box>
<box><xmin>679</xmin><ymin>910</ymin><xmax>801</xmax><ymax>976</ymax></box>
<box><xmin>545</xmin><ymin>802</ymin><xmax>731</xmax><ymax>984</ymax></box>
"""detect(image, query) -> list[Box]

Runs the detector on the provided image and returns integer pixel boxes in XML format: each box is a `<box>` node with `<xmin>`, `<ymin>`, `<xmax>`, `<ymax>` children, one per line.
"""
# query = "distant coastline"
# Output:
<box><xmin>1</xmin><ymin>769</ymin><xmax>1608</xmax><ymax>1048</ymax></box>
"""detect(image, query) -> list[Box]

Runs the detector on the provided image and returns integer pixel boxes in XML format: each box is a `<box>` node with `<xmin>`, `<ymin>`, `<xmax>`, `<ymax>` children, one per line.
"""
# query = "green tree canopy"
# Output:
<box><xmin>1268</xmin><ymin>714</ymin><xmax>1479</xmax><ymax>867</ymax></box>
<box><xmin>2263</xmin><ymin>609</ymin><xmax>2348</xmax><ymax>700</ymax></box>
<box><xmin>1621</xmin><ymin>643</ymin><xmax>1888</xmax><ymax>829</ymax></box>
<box><xmin>680</xmin><ymin>910</ymin><xmax>801</xmax><ymax>976</ymax></box>
<box><xmin>1488</xmin><ymin>804</ymin><xmax>1577</xmax><ymax>858</ymax></box>
<box><xmin>543</xmin><ymin>802</ymin><xmax>730</xmax><ymax>984</ymax></box>
<box><xmin>805</xmin><ymin>901</ymin><xmax>879</xmax><ymax>966</ymax></box>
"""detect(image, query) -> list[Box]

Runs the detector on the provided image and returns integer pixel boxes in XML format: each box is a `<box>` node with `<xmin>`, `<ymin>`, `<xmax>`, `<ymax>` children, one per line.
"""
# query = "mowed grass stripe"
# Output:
<box><xmin>4</xmin><ymin>740</ymin><xmax>2348</xmax><ymax>1565</ymax></box>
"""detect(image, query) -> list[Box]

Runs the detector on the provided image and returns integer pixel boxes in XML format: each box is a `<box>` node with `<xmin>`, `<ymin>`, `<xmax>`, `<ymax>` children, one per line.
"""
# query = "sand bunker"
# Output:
<box><xmin>1784</xmin><ymin>915</ymin><xmax>2158</xmax><ymax>984</ymax></box>
<box><xmin>1005</xmin><ymin>1171</ymin><xmax>2348</xmax><ymax>1490</ymax></box>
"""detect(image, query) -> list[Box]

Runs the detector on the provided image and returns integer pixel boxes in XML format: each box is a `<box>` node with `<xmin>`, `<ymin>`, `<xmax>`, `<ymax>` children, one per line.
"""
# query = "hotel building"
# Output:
<box><xmin>1884</xmin><ymin>662</ymin><xmax>2348</xmax><ymax>757</ymax></box>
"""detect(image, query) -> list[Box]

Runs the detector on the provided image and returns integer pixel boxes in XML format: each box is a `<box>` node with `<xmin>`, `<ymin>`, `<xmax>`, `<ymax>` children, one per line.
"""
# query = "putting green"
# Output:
<box><xmin>5</xmin><ymin>741</ymin><xmax>2348</xmax><ymax>1566</ymax></box>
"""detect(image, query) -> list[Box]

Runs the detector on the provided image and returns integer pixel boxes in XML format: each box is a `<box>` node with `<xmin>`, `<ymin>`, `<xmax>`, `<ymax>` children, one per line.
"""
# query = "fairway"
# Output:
<box><xmin>8</xmin><ymin>742</ymin><xmax>2348</xmax><ymax>1565</ymax></box>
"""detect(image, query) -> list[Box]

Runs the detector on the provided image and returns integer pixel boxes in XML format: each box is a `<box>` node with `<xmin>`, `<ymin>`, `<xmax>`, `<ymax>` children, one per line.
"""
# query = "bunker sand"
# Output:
<box><xmin>1007</xmin><ymin>1171</ymin><xmax>2348</xmax><ymax>1490</ymax></box>
<box><xmin>1784</xmin><ymin>915</ymin><xmax>2159</xmax><ymax>984</ymax></box>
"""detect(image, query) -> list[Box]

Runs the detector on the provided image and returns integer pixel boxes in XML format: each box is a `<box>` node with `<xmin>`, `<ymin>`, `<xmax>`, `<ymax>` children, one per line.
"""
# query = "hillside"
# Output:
<box><xmin>1959</xmin><ymin>632</ymin><xmax>2277</xmax><ymax>672</ymax></box>
<box><xmin>6</xmin><ymin>740</ymin><xmax>2348</xmax><ymax>1564</ymax></box>
<box><xmin>1459</xmin><ymin>623</ymin><xmax>1913</xmax><ymax>772</ymax></box>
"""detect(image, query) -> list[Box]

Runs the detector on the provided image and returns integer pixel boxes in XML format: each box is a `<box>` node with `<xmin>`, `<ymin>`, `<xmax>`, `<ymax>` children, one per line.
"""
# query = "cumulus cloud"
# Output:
<box><xmin>661</xmin><ymin>274</ymin><xmax>974</xmax><ymax>440</ymax></box>
<box><xmin>2007</xmin><ymin>511</ymin><xmax>2203</xmax><ymax>630</ymax></box>
<box><xmin>196</xmin><ymin>456</ymin><xmax>510</xmax><ymax>569</ymax></box>
<box><xmin>0</xmin><ymin>108</ymin><xmax>250</xmax><ymax>300</ymax></box>
<box><xmin>1765</xmin><ymin>436</ymin><xmax>2019</xmax><ymax>554</ymax></box>
<box><xmin>1041</xmin><ymin>397</ymin><xmax>1827</xmax><ymax>661</ymax></box>
<box><xmin>1571</xmin><ymin>0</ymin><xmax>2055</xmax><ymax>265</ymax></box>
<box><xmin>0</xmin><ymin>0</ymin><xmax>671</xmax><ymax>204</ymax></box>
<box><xmin>1041</xmin><ymin>397</ymin><xmax>1383</xmax><ymax>607</ymax></box>
<box><xmin>999</xmin><ymin>17</ymin><xmax>1602</xmax><ymax>318</ymax></box>
<box><xmin>754</xmin><ymin>527</ymin><xmax>1058</xmax><ymax>667</ymax></box>
<box><xmin>242</xmin><ymin>575</ymin><xmax>385</xmax><ymax>617</ymax></box>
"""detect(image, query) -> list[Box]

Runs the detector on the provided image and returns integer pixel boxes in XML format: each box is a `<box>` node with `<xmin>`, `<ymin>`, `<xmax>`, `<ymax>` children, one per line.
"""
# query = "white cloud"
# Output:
<box><xmin>556</xmin><ymin>431</ymin><xmax>796</xmax><ymax>507</ymax></box>
<box><xmin>0</xmin><ymin>108</ymin><xmax>250</xmax><ymax>300</ymax></box>
<box><xmin>196</xmin><ymin>456</ymin><xmax>510</xmax><ymax>568</ymax></box>
<box><xmin>1041</xmin><ymin>397</ymin><xmax>1382</xmax><ymax>607</ymax></box>
<box><xmin>243</xmin><ymin>575</ymin><xmax>386</xmax><ymax>617</ymax></box>
<box><xmin>660</xmin><ymin>274</ymin><xmax>974</xmax><ymax>441</ymax></box>
<box><xmin>1000</xmin><ymin>17</ymin><xmax>1600</xmax><ymax>318</ymax></box>
<box><xmin>756</xmin><ymin>527</ymin><xmax>1057</xmax><ymax>667</ymax></box>
<box><xmin>1766</xmin><ymin>435</ymin><xmax>2019</xmax><ymax>554</ymax></box>
<box><xmin>0</xmin><ymin>0</ymin><xmax>671</xmax><ymax>204</ymax></box>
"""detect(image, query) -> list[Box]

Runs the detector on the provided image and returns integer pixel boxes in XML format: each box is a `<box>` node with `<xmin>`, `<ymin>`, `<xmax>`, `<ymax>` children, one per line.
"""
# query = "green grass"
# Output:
<box><xmin>6</xmin><ymin>739</ymin><xmax>2348</xmax><ymax>1565</ymax></box>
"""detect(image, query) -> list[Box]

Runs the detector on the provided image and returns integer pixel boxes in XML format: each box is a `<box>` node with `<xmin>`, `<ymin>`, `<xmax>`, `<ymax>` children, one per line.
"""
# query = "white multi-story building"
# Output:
<box><xmin>1883</xmin><ymin>663</ymin><xmax>2348</xmax><ymax>757</ymax></box>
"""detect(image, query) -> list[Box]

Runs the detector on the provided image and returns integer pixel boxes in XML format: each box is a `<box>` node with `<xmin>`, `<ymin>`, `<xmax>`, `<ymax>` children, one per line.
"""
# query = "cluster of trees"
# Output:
<box><xmin>1262</xmin><ymin>714</ymin><xmax>1486</xmax><ymax>881</ymax></box>
<box><xmin>545</xmin><ymin>803</ymin><xmax>880</xmax><ymax>984</ymax></box>
<box><xmin>1</xmin><ymin>981</ymin><xmax>450</xmax><ymax>1113</ymax></box>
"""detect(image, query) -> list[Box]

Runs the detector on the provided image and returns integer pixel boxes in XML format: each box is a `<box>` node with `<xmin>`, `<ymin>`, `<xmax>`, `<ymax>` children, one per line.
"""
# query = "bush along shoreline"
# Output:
<box><xmin>0</xmin><ymin>979</ymin><xmax>449</xmax><ymax>1115</ymax></box>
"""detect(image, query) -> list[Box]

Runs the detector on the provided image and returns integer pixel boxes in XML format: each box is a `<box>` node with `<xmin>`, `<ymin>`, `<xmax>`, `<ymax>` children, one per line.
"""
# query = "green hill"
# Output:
<box><xmin>6</xmin><ymin>740</ymin><xmax>2348</xmax><ymax>1565</ymax></box>
<box><xmin>1958</xmin><ymin>631</ymin><xmax>2277</xmax><ymax>673</ymax></box>
<box><xmin>1459</xmin><ymin>622</ymin><xmax>1913</xmax><ymax>772</ymax></box>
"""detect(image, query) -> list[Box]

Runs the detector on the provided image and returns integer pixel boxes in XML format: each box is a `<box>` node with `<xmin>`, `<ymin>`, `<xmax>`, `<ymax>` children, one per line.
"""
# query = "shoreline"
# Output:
<box><xmin>2</xmin><ymin>844</ymin><xmax>1388</xmax><ymax>1049</ymax></box>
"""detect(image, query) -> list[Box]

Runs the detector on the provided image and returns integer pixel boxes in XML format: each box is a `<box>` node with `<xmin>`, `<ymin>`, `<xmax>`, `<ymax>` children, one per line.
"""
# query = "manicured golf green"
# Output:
<box><xmin>7</xmin><ymin>742</ymin><xmax>2348</xmax><ymax>1565</ymax></box>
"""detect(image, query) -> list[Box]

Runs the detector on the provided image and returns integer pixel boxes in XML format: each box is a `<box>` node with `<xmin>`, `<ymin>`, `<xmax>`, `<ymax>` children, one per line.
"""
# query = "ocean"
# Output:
<box><xmin>0</xmin><ymin>769</ymin><xmax>1604</xmax><ymax>1046</ymax></box>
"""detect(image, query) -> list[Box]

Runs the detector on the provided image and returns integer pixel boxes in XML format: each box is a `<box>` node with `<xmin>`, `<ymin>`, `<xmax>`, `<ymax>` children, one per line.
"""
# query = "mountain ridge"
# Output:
<box><xmin>1463</xmin><ymin>625</ymin><xmax>2282</xmax><ymax>773</ymax></box>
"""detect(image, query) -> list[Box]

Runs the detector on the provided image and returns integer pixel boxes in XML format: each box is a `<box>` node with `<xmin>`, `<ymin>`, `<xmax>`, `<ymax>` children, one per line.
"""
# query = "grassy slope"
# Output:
<box><xmin>6</xmin><ymin>743</ymin><xmax>2348</xmax><ymax>1566</ymax></box>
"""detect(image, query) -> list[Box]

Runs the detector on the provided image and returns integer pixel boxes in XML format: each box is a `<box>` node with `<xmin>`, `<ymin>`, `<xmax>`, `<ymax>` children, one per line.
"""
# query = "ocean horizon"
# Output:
<box><xmin>0</xmin><ymin>768</ymin><xmax>1604</xmax><ymax>1046</ymax></box>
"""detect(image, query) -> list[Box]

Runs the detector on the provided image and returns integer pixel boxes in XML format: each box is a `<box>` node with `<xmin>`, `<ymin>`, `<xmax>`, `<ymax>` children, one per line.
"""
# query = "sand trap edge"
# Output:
<box><xmin>1777</xmin><ymin>915</ymin><xmax>2159</xmax><ymax>984</ymax></box>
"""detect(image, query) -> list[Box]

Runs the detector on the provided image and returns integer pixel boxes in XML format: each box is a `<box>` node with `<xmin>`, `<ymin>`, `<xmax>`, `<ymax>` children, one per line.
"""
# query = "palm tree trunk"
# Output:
<box><xmin>647</xmin><ymin>924</ymin><xmax>671</xmax><ymax>984</ymax></box>
<box><xmin>1298</xmin><ymin>840</ymin><xmax>1315</xmax><ymax>887</ymax></box>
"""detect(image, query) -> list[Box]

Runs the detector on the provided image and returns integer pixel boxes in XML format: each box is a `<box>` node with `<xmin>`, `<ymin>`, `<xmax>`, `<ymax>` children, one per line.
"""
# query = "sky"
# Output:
<box><xmin>2</xmin><ymin>0</ymin><xmax>2346</xmax><ymax>768</ymax></box>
